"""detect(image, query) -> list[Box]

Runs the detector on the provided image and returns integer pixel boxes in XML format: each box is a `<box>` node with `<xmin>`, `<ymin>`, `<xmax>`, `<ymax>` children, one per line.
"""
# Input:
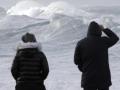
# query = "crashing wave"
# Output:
<box><xmin>0</xmin><ymin>15</ymin><xmax>49</xmax><ymax>30</ymax></box>
<box><xmin>7</xmin><ymin>0</ymin><xmax>42</xmax><ymax>16</ymax></box>
<box><xmin>7</xmin><ymin>1</ymin><xmax>92</xmax><ymax>19</ymax></box>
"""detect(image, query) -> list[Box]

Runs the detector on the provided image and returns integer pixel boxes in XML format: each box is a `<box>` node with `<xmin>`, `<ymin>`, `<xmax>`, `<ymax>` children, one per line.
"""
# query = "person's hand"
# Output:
<box><xmin>99</xmin><ymin>25</ymin><xmax>104</xmax><ymax>31</ymax></box>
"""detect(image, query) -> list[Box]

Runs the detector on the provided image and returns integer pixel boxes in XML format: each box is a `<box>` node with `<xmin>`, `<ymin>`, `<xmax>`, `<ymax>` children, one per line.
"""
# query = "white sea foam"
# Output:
<box><xmin>0</xmin><ymin>3</ymin><xmax>120</xmax><ymax>90</ymax></box>
<box><xmin>7</xmin><ymin>1</ymin><xmax>92</xmax><ymax>19</ymax></box>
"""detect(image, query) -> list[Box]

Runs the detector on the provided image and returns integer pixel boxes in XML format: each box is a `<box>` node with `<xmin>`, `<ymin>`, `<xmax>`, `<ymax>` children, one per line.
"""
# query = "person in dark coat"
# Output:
<box><xmin>11</xmin><ymin>33</ymin><xmax>49</xmax><ymax>90</ymax></box>
<box><xmin>74</xmin><ymin>21</ymin><xmax>119</xmax><ymax>90</ymax></box>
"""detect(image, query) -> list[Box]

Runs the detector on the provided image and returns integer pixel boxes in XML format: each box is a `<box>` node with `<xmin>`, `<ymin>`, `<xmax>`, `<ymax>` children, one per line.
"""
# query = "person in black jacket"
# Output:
<box><xmin>11</xmin><ymin>33</ymin><xmax>49</xmax><ymax>90</ymax></box>
<box><xmin>74</xmin><ymin>21</ymin><xmax>119</xmax><ymax>90</ymax></box>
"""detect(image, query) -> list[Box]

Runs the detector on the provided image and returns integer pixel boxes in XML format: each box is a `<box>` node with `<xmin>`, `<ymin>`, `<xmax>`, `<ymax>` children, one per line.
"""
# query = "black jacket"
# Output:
<box><xmin>74</xmin><ymin>22</ymin><xmax>119</xmax><ymax>88</ymax></box>
<box><xmin>11</xmin><ymin>47</ymin><xmax>49</xmax><ymax>85</ymax></box>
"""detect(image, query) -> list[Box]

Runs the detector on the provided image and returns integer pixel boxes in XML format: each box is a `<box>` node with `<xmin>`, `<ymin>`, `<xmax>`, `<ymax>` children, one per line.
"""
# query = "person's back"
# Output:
<box><xmin>16</xmin><ymin>48</ymin><xmax>47</xmax><ymax>82</ymax></box>
<box><xmin>74</xmin><ymin>21</ymin><xmax>119</xmax><ymax>90</ymax></box>
<box><xmin>11</xmin><ymin>33</ymin><xmax>49</xmax><ymax>90</ymax></box>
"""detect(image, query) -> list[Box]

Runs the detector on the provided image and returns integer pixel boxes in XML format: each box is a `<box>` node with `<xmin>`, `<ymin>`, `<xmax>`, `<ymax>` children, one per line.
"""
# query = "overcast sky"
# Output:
<box><xmin>1</xmin><ymin>0</ymin><xmax>120</xmax><ymax>10</ymax></box>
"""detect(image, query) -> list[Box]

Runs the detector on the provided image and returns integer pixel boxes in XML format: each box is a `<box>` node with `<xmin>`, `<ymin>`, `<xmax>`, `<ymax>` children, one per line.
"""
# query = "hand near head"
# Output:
<box><xmin>99</xmin><ymin>25</ymin><xmax>104</xmax><ymax>31</ymax></box>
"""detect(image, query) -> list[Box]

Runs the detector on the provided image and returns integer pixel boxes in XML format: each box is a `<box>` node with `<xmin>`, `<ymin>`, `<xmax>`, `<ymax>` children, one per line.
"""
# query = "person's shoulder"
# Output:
<box><xmin>38</xmin><ymin>51</ymin><xmax>44</xmax><ymax>55</ymax></box>
<box><xmin>37</xmin><ymin>51</ymin><xmax>46</xmax><ymax>58</ymax></box>
<box><xmin>15</xmin><ymin>49</ymin><xmax>22</xmax><ymax>56</ymax></box>
<box><xmin>77</xmin><ymin>38</ymin><xmax>87</xmax><ymax>45</ymax></box>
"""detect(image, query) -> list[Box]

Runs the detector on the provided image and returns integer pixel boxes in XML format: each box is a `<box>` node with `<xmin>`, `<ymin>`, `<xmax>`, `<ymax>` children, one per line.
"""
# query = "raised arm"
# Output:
<box><xmin>102</xmin><ymin>28</ymin><xmax>119</xmax><ymax>47</ymax></box>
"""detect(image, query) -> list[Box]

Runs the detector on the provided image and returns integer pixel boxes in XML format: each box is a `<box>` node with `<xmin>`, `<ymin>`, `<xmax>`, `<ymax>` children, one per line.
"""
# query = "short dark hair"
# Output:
<box><xmin>22</xmin><ymin>33</ymin><xmax>37</xmax><ymax>43</ymax></box>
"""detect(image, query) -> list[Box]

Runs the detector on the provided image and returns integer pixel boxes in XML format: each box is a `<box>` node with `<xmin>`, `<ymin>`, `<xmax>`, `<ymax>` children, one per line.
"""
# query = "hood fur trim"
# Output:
<box><xmin>17</xmin><ymin>42</ymin><xmax>42</xmax><ymax>51</ymax></box>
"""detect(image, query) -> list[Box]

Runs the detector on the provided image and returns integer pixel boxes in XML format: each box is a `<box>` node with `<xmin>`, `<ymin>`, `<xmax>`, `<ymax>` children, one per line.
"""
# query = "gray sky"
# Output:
<box><xmin>1</xmin><ymin>0</ymin><xmax>120</xmax><ymax>10</ymax></box>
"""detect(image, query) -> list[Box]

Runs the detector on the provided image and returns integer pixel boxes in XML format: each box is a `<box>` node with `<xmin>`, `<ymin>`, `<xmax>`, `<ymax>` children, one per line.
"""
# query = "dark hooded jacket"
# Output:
<box><xmin>11</xmin><ymin>42</ymin><xmax>49</xmax><ymax>90</ymax></box>
<box><xmin>74</xmin><ymin>22</ymin><xmax>119</xmax><ymax>88</ymax></box>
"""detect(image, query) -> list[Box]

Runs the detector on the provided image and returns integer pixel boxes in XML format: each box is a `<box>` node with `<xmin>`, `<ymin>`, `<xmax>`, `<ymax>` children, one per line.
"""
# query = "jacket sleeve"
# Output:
<box><xmin>102</xmin><ymin>28</ymin><xmax>119</xmax><ymax>48</ymax></box>
<box><xmin>41</xmin><ymin>52</ymin><xmax>49</xmax><ymax>80</ymax></box>
<box><xmin>11</xmin><ymin>52</ymin><xmax>19</xmax><ymax>80</ymax></box>
<box><xmin>74</xmin><ymin>42</ymin><xmax>83</xmax><ymax>72</ymax></box>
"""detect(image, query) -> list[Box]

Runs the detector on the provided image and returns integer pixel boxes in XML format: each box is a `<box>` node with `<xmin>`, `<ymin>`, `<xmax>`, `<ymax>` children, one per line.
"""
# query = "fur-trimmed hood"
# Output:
<box><xmin>17</xmin><ymin>42</ymin><xmax>42</xmax><ymax>51</ymax></box>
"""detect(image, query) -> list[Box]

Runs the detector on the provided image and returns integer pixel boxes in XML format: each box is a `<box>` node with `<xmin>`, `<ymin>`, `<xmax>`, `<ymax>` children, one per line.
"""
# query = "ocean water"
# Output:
<box><xmin>0</xmin><ymin>4</ymin><xmax>120</xmax><ymax>90</ymax></box>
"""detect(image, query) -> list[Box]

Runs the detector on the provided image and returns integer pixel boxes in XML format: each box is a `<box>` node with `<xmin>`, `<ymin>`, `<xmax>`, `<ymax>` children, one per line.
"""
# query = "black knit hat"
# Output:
<box><xmin>22</xmin><ymin>33</ymin><xmax>37</xmax><ymax>43</ymax></box>
<box><xmin>87</xmin><ymin>21</ymin><xmax>102</xmax><ymax>37</ymax></box>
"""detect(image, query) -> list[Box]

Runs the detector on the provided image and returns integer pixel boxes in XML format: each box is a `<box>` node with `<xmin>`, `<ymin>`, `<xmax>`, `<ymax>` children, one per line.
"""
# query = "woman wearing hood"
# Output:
<box><xmin>74</xmin><ymin>21</ymin><xmax>119</xmax><ymax>90</ymax></box>
<box><xmin>11</xmin><ymin>33</ymin><xmax>49</xmax><ymax>90</ymax></box>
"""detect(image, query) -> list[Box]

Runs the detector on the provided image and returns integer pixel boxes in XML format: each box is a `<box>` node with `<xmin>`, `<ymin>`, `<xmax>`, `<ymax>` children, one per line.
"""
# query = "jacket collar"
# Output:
<box><xmin>17</xmin><ymin>42</ymin><xmax>42</xmax><ymax>51</ymax></box>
